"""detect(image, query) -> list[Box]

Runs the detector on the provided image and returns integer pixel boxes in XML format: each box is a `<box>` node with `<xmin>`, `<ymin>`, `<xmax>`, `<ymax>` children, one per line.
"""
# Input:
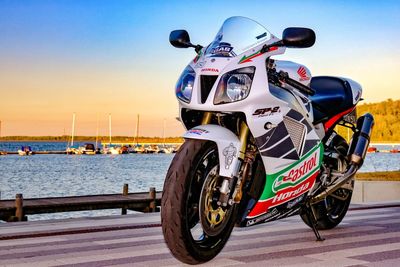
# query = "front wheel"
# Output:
<box><xmin>161</xmin><ymin>140</ymin><xmax>236</xmax><ymax>264</ymax></box>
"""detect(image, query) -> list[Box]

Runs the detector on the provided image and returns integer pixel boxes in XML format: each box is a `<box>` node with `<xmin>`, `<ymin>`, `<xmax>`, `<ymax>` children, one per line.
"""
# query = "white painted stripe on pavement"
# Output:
<box><xmin>93</xmin><ymin>234</ymin><xmax>163</xmax><ymax>245</ymax></box>
<box><xmin>373</xmin><ymin>218</ymin><xmax>400</xmax><ymax>224</ymax></box>
<box><xmin>0</xmin><ymin>237</ymin><xmax>67</xmax><ymax>247</ymax></box>
<box><xmin>306</xmin><ymin>242</ymin><xmax>400</xmax><ymax>260</ymax></box>
<box><xmin>220</xmin><ymin>229</ymin><xmax>400</xmax><ymax>259</ymax></box>
<box><xmin>228</xmin><ymin>225</ymin><xmax>382</xmax><ymax>246</ymax></box>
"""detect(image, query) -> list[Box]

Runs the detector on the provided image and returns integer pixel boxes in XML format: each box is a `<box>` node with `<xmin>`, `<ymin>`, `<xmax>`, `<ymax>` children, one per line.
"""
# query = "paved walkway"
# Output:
<box><xmin>0</xmin><ymin>203</ymin><xmax>400</xmax><ymax>266</ymax></box>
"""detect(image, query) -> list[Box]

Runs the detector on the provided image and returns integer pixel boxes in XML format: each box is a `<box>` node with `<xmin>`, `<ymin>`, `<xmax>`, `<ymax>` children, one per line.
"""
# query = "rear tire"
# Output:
<box><xmin>300</xmin><ymin>136</ymin><xmax>353</xmax><ymax>230</ymax></box>
<box><xmin>161</xmin><ymin>140</ymin><xmax>236</xmax><ymax>264</ymax></box>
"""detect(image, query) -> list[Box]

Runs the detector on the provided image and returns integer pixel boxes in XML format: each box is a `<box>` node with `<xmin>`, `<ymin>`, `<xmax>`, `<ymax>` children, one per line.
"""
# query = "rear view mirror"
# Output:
<box><xmin>282</xmin><ymin>27</ymin><xmax>316</xmax><ymax>48</ymax></box>
<box><xmin>170</xmin><ymin>30</ymin><xmax>193</xmax><ymax>48</ymax></box>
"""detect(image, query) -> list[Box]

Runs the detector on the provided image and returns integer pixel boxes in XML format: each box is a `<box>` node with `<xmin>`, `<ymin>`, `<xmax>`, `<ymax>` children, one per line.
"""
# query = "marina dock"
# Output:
<box><xmin>0</xmin><ymin>202</ymin><xmax>399</xmax><ymax>266</ymax></box>
<box><xmin>0</xmin><ymin>142</ymin><xmax>182</xmax><ymax>155</ymax></box>
<box><xmin>2</xmin><ymin>151</ymin><xmax>68</xmax><ymax>155</ymax></box>
<box><xmin>0</xmin><ymin>187</ymin><xmax>160</xmax><ymax>222</ymax></box>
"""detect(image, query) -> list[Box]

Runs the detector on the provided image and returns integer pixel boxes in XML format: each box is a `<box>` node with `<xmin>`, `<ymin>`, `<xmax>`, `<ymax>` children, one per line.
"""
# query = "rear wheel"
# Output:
<box><xmin>301</xmin><ymin>135</ymin><xmax>353</xmax><ymax>230</ymax></box>
<box><xmin>161</xmin><ymin>140</ymin><xmax>236</xmax><ymax>264</ymax></box>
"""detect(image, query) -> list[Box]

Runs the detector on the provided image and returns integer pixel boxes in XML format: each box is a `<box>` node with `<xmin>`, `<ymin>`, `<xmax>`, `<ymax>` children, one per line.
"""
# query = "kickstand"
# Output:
<box><xmin>304</xmin><ymin>202</ymin><xmax>325</xmax><ymax>241</ymax></box>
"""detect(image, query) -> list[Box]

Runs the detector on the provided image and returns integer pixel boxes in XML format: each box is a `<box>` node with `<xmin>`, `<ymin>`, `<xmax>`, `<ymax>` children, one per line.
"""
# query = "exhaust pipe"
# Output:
<box><xmin>310</xmin><ymin>113</ymin><xmax>374</xmax><ymax>204</ymax></box>
<box><xmin>348</xmin><ymin>113</ymin><xmax>374</xmax><ymax>167</ymax></box>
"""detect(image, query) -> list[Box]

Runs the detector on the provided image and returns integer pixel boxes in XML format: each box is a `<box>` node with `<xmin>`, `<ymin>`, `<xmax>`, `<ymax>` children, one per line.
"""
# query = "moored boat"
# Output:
<box><xmin>66</xmin><ymin>145</ymin><xmax>81</xmax><ymax>155</ymax></box>
<box><xmin>159</xmin><ymin>146</ymin><xmax>173</xmax><ymax>154</ymax></box>
<box><xmin>109</xmin><ymin>147</ymin><xmax>121</xmax><ymax>154</ymax></box>
<box><xmin>66</xmin><ymin>113</ymin><xmax>79</xmax><ymax>154</ymax></box>
<box><xmin>132</xmin><ymin>144</ymin><xmax>144</xmax><ymax>153</ymax></box>
<box><xmin>103</xmin><ymin>145</ymin><xmax>116</xmax><ymax>154</ymax></box>
<box><xmin>144</xmin><ymin>145</ymin><xmax>159</xmax><ymax>154</ymax></box>
<box><xmin>18</xmin><ymin>146</ymin><xmax>34</xmax><ymax>156</ymax></box>
<box><xmin>367</xmin><ymin>147</ymin><xmax>378</xmax><ymax>153</ymax></box>
<box><xmin>79</xmin><ymin>143</ymin><xmax>98</xmax><ymax>155</ymax></box>
<box><xmin>120</xmin><ymin>145</ymin><xmax>130</xmax><ymax>154</ymax></box>
<box><xmin>172</xmin><ymin>145</ymin><xmax>180</xmax><ymax>153</ymax></box>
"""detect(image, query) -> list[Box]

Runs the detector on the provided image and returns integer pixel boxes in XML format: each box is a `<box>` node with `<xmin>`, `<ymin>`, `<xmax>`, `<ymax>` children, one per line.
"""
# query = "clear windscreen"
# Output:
<box><xmin>205</xmin><ymin>16</ymin><xmax>272</xmax><ymax>58</ymax></box>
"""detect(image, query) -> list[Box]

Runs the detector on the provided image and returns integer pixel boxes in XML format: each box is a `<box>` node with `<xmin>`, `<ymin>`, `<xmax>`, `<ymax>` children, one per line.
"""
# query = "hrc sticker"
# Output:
<box><xmin>187</xmin><ymin>128</ymin><xmax>209</xmax><ymax>135</ymax></box>
<box><xmin>211</xmin><ymin>42</ymin><xmax>234</xmax><ymax>57</ymax></box>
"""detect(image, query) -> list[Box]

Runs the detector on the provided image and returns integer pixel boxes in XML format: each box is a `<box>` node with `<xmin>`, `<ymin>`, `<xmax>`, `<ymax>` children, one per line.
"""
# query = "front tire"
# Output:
<box><xmin>161</xmin><ymin>140</ymin><xmax>236</xmax><ymax>264</ymax></box>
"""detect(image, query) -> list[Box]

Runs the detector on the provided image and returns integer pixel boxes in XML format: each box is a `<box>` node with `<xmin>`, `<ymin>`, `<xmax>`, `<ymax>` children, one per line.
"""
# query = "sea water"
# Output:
<box><xmin>0</xmin><ymin>142</ymin><xmax>399</xmax><ymax>220</ymax></box>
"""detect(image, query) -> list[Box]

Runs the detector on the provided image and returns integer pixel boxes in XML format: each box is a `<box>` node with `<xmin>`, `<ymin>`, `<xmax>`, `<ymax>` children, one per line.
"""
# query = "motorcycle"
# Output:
<box><xmin>161</xmin><ymin>16</ymin><xmax>374</xmax><ymax>264</ymax></box>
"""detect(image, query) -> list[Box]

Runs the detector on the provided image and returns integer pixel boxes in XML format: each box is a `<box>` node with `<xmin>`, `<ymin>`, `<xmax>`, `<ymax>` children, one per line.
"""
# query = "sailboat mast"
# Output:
<box><xmin>135</xmin><ymin>114</ymin><xmax>140</xmax><ymax>145</ymax></box>
<box><xmin>163</xmin><ymin>118</ymin><xmax>166</xmax><ymax>147</ymax></box>
<box><xmin>95</xmin><ymin>114</ymin><xmax>99</xmax><ymax>150</ymax></box>
<box><xmin>71</xmin><ymin>113</ymin><xmax>76</xmax><ymax>147</ymax></box>
<box><xmin>109</xmin><ymin>113</ymin><xmax>112</xmax><ymax>145</ymax></box>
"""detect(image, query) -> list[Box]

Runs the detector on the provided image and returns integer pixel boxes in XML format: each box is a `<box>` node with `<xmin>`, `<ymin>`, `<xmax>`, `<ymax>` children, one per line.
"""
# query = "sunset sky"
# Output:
<box><xmin>0</xmin><ymin>0</ymin><xmax>399</xmax><ymax>136</ymax></box>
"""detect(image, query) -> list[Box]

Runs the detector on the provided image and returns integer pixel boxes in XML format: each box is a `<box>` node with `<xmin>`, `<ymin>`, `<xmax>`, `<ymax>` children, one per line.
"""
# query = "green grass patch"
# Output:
<box><xmin>356</xmin><ymin>171</ymin><xmax>400</xmax><ymax>181</ymax></box>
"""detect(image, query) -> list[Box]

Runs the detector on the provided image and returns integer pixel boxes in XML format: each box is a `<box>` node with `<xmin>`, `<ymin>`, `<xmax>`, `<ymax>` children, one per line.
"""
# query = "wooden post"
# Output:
<box><xmin>121</xmin><ymin>184</ymin><xmax>128</xmax><ymax>215</ymax></box>
<box><xmin>15</xmin><ymin>194</ymin><xmax>24</xmax><ymax>221</ymax></box>
<box><xmin>149</xmin><ymin>187</ymin><xmax>156</xmax><ymax>212</ymax></box>
<box><xmin>122</xmin><ymin>184</ymin><xmax>129</xmax><ymax>196</ymax></box>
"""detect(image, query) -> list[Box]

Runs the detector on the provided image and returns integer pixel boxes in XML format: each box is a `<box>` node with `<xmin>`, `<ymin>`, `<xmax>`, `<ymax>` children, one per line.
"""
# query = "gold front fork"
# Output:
<box><xmin>238</xmin><ymin>121</ymin><xmax>249</xmax><ymax>160</ymax></box>
<box><xmin>201</xmin><ymin>112</ymin><xmax>212</xmax><ymax>125</ymax></box>
<box><xmin>202</xmin><ymin>111</ymin><xmax>251</xmax><ymax>205</ymax></box>
<box><xmin>234</xmin><ymin>121</ymin><xmax>250</xmax><ymax>202</ymax></box>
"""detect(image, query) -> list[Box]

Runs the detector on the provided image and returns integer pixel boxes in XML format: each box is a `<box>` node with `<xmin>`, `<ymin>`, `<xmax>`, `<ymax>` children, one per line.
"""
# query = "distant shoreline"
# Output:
<box><xmin>1</xmin><ymin>137</ymin><xmax>399</xmax><ymax>144</ymax></box>
<box><xmin>0</xmin><ymin>136</ymin><xmax>184</xmax><ymax>143</ymax></box>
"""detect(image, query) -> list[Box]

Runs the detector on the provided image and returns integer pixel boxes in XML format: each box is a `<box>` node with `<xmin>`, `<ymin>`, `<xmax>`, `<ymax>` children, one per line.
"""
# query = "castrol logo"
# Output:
<box><xmin>272</xmin><ymin>151</ymin><xmax>319</xmax><ymax>193</ymax></box>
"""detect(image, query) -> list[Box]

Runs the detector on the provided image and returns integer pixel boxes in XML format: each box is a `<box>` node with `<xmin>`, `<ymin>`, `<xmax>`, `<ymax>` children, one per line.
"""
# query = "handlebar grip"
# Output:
<box><xmin>285</xmin><ymin>77</ymin><xmax>315</xmax><ymax>95</ymax></box>
<box><xmin>278</xmin><ymin>71</ymin><xmax>315</xmax><ymax>95</ymax></box>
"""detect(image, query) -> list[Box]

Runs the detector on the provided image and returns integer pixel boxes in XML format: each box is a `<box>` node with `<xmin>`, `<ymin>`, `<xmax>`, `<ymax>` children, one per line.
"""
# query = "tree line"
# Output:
<box><xmin>337</xmin><ymin>98</ymin><xmax>400</xmax><ymax>142</ymax></box>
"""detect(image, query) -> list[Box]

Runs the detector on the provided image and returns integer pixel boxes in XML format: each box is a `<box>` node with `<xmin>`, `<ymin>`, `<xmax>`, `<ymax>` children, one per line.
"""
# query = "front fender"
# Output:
<box><xmin>183</xmin><ymin>124</ymin><xmax>241</xmax><ymax>178</ymax></box>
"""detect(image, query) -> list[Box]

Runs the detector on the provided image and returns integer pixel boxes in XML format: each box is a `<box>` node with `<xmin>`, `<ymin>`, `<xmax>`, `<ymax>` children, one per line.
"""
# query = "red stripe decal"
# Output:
<box><xmin>324</xmin><ymin>107</ymin><xmax>355</xmax><ymax>131</ymax></box>
<box><xmin>247</xmin><ymin>171</ymin><xmax>319</xmax><ymax>218</ymax></box>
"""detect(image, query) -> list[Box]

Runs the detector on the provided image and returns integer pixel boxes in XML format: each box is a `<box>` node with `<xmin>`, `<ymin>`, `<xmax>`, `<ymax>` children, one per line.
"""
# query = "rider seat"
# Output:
<box><xmin>310</xmin><ymin>76</ymin><xmax>355</xmax><ymax>124</ymax></box>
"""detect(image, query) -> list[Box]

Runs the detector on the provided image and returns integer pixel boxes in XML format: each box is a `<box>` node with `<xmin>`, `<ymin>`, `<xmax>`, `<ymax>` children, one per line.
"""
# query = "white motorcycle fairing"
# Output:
<box><xmin>183</xmin><ymin>124</ymin><xmax>241</xmax><ymax>178</ymax></box>
<box><xmin>175</xmin><ymin>17</ymin><xmax>362</xmax><ymax>225</ymax></box>
<box><xmin>161</xmin><ymin>16</ymin><xmax>374</xmax><ymax>265</ymax></box>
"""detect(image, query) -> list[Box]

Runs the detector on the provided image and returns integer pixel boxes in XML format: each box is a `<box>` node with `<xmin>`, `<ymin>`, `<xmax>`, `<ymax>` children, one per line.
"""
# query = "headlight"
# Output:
<box><xmin>214</xmin><ymin>67</ymin><xmax>255</xmax><ymax>104</ymax></box>
<box><xmin>176</xmin><ymin>65</ymin><xmax>195</xmax><ymax>103</ymax></box>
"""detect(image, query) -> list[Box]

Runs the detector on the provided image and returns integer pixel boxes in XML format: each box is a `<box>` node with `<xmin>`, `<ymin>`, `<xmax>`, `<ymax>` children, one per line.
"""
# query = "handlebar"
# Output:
<box><xmin>278</xmin><ymin>71</ymin><xmax>315</xmax><ymax>96</ymax></box>
<box><xmin>267</xmin><ymin>67</ymin><xmax>315</xmax><ymax>95</ymax></box>
<box><xmin>266</xmin><ymin>62</ymin><xmax>315</xmax><ymax>96</ymax></box>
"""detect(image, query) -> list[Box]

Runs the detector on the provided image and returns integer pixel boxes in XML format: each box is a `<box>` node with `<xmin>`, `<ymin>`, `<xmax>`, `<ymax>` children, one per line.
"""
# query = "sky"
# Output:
<box><xmin>0</xmin><ymin>0</ymin><xmax>399</xmax><ymax>136</ymax></box>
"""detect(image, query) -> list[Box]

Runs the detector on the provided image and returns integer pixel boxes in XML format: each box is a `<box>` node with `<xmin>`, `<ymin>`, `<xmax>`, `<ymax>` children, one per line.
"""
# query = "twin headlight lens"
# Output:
<box><xmin>175</xmin><ymin>65</ymin><xmax>195</xmax><ymax>103</ymax></box>
<box><xmin>214</xmin><ymin>67</ymin><xmax>255</xmax><ymax>104</ymax></box>
<box><xmin>175</xmin><ymin>66</ymin><xmax>255</xmax><ymax>104</ymax></box>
